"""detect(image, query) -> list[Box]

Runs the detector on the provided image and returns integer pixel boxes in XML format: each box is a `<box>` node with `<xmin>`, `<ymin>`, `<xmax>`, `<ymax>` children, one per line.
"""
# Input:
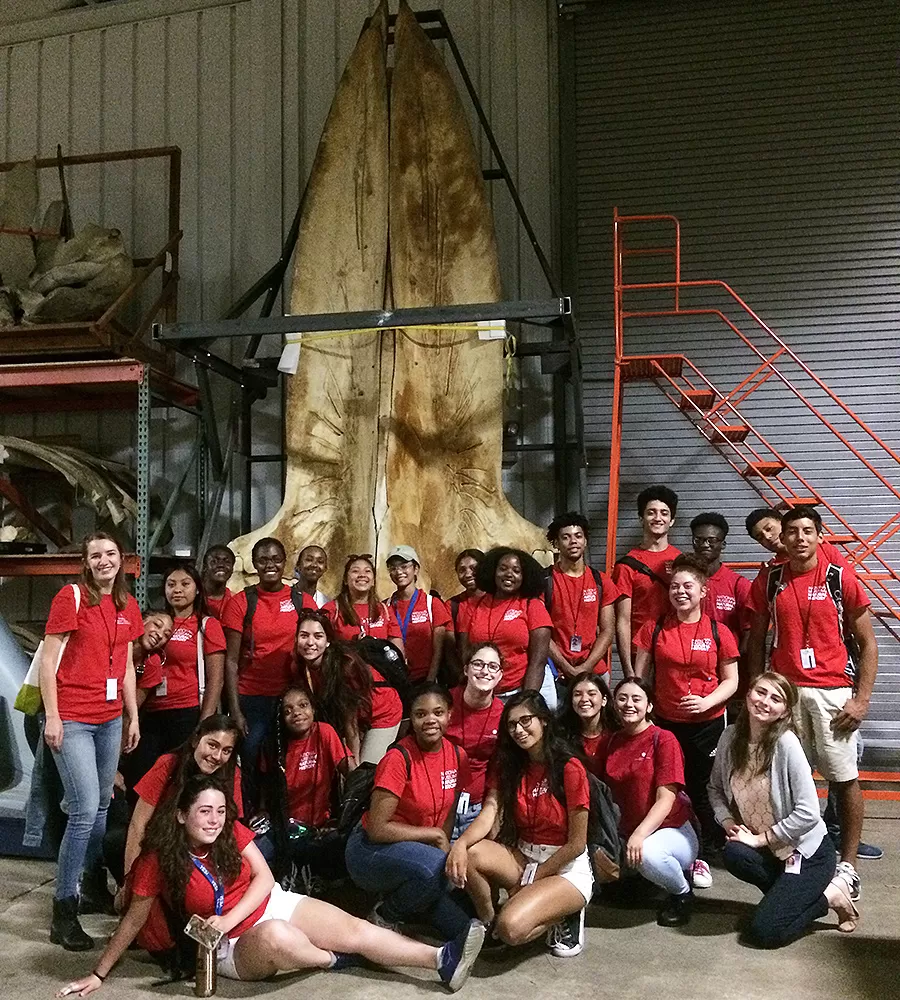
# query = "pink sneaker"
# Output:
<box><xmin>690</xmin><ymin>859</ymin><xmax>713</xmax><ymax>889</ymax></box>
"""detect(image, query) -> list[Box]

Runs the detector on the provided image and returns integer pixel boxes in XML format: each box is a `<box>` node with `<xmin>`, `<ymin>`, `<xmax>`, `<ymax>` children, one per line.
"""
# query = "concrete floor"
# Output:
<box><xmin>2</xmin><ymin>808</ymin><xmax>899</xmax><ymax>1000</ymax></box>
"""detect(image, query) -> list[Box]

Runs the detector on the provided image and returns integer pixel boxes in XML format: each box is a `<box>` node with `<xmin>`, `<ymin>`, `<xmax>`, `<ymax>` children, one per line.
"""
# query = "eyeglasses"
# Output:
<box><xmin>506</xmin><ymin>714</ymin><xmax>537</xmax><ymax>733</ymax></box>
<box><xmin>469</xmin><ymin>659</ymin><xmax>502</xmax><ymax>675</ymax></box>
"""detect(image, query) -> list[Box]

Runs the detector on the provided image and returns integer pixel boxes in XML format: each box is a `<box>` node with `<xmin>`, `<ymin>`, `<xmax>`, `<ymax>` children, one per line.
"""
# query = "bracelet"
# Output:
<box><xmin>91</xmin><ymin>970</ymin><xmax>107</xmax><ymax>982</ymax></box>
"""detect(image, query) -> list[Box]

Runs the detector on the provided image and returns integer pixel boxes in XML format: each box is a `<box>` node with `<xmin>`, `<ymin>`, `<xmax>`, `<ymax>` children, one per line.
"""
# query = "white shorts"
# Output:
<box><xmin>216</xmin><ymin>884</ymin><xmax>308</xmax><ymax>980</ymax></box>
<box><xmin>518</xmin><ymin>841</ymin><xmax>594</xmax><ymax>904</ymax></box>
<box><xmin>794</xmin><ymin>686</ymin><xmax>860</xmax><ymax>783</ymax></box>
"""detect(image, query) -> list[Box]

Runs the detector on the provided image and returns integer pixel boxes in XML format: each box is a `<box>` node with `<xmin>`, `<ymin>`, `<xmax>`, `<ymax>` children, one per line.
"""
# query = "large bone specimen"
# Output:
<box><xmin>228</xmin><ymin>1</ymin><xmax>389</xmax><ymax>590</ymax></box>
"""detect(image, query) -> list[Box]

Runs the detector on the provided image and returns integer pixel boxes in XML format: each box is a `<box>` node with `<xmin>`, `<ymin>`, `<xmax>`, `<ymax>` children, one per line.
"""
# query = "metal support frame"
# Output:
<box><xmin>135</xmin><ymin>366</ymin><xmax>151</xmax><ymax>607</ymax></box>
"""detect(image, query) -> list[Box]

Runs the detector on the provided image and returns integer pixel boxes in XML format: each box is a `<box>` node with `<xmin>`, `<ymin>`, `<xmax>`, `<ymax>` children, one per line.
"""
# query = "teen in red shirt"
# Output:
<box><xmin>134</xmin><ymin>564</ymin><xmax>227</xmax><ymax>785</ymax></box>
<box><xmin>387</xmin><ymin>545</ymin><xmax>453</xmax><ymax>682</ymax></box>
<box><xmin>132</xmin><ymin>610</ymin><xmax>173</xmax><ymax>704</ymax></box>
<box><xmin>447</xmin><ymin>691</ymin><xmax>593</xmax><ymax>958</ymax></box>
<box><xmin>558</xmin><ymin>671</ymin><xmax>618</xmax><ymax>777</ymax></box>
<box><xmin>63</xmin><ymin>774</ymin><xmax>482</xmax><ymax>993</ymax></box>
<box><xmin>223</xmin><ymin>537</ymin><xmax>316</xmax><ymax>811</ymax></box>
<box><xmin>446</xmin><ymin>643</ymin><xmax>505</xmax><ymax>836</ymax></box>
<box><xmin>634</xmin><ymin>554</ymin><xmax>739</xmax><ymax>886</ymax></box>
<box><xmin>456</xmin><ymin>547</ymin><xmax>552</xmax><ymax>695</ymax></box>
<box><xmin>201</xmin><ymin>544</ymin><xmax>235</xmax><ymax>620</ymax></box>
<box><xmin>448</xmin><ymin>548</ymin><xmax>485</xmax><ymax>628</ymax></box>
<box><xmin>544</xmin><ymin>512</ymin><xmax>618</xmax><ymax>680</ymax></box>
<box><xmin>599</xmin><ymin>677</ymin><xmax>697</xmax><ymax>927</ymax></box>
<box><xmin>323</xmin><ymin>555</ymin><xmax>404</xmax><ymax>649</ymax></box>
<box><xmin>40</xmin><ymin>532</ymin><xmax>143</xmax><ymax>952</ymax></box>
<box><xmin>346</xmin><ymin>685</ymin><xmax>474</xmax><ymax>939</ymax></box>
<box><xmin>612</xmin><ymin>484</ymin><xmax>681</xmax><ymax>676</ymax></box>
<box><xmin>254</xmin><ymin>687</ymin><xmax>350</xmax><ymax>883</ymax></box>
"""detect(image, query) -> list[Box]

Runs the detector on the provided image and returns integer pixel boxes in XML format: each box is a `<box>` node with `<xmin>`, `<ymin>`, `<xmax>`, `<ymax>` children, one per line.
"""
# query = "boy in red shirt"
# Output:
<box><xmin>746</xmin><ymin>506</ymin><xmax>879</xmax><ymax>899</ymax></box>
<box><xmin>543</xmin><ymin>512</ymin><xmax>617</xmax><ymax>682</ymax></box>
<box><xmin>201</xmin><ymin>544</ymin><xmax>235</xmax><ymax>620</ymax></box>
<box><xmin>613</xmin><ymin>484</ymin><xmax>681</xmax><ymax>676</ymax></box>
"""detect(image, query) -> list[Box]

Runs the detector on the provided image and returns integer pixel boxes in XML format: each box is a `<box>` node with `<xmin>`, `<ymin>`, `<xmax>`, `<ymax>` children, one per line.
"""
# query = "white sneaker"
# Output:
<box><xmin>835</xmin><ymin>861</ymin><xmax>861</xmax><ymax>902</ymax></box>
<box><xmin>547</xmin><ymin>908</ymin><xmax>585</xmax><ymax>958</ymax></box>
<box><xmin>690</xmin><ymin>859</ymin><xmax>713</xmax><ymax>889</ymax></box>
<box><xmin>368</xmin><ymin>902</ymin><xmax>399</xmax><ymax>931</ymax></box>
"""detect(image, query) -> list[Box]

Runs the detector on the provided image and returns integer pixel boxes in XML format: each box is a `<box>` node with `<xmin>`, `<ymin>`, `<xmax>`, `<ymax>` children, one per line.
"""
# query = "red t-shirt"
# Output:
<box><xmin>143</xmin><ymin>614</ymin><xmax>226</xmax><ymax>712</ymax></box>
<box><xmin>138</xmin><ymin>652</ymin><xmax>164</xmax><ymax>690</ymax></box>
<box><xmin>581</xmin><ymin>732</ymin><xmax>605</xmax><ymax>778</ymax></box>
<box><xmin>261</xmin><ymin>722</ymin><xmax>348</xmax><ymax>827</ymax></box>
<box><xmin>323</xmin><ymin>600</ymin><xmax>402</xmax><ymax>643</ymax></box>
<box><xmin>222</xmin><ymin>586</ymin><xmax>316</xmax><ymax>696</ymax></box>
<box><xmin>132</xmin><ymin>821</ymin><xmax>266</xmax><ymax>938</ymax></box>
<box><xmin>362</xmin><ymin>735</ymin><xmax>469</xmax><ymax>831</ymax></box>
<box><xmin>205</xmin><ymin>588</ymin><xmax>232</xmax><ymax>621</ymax></box>
<box><xmin>548</xmin><ymin>566</ymin><xmax>618</xmax><ymax>670</ymax></box>
<box><xmin>389</xmin><ymin>590</ymin><xmax>453</xmax><ymax>681</ymax></box>
<box><xmin>457</xmin><ymin>594</ymin><xmax>552</xmax><ymax>693</ymax></box>
<box><xmin>46</xmin><ymin>584</ymin><xmax>144</xmax><ymax>724</ymax></box>
<box><xmin>491</xmin><ymin>757</ymin><xmax>589</xmax><ymax>848</ymax></box>
<box><xmin>449</xmin><ymin>591</ymin><xmax>476</xmax><ymax>627</ymax></box>
<box><xmin>612</xmin><ymin>545</ymin><xmax>681</xmax><ymax>637</ymax></box>
<box><xmin>634</xmin><ymin>613</ymin><xmax>739</xmax><ymax>723</ymax></box>
<box><xmin>599</xmin><ymin>725</ymin><xmax>692</xmax><ymax>837</ymax></box>
<box><xmin>703</xmin><ymin>564</ymin><xmax>752</xmax><ymax>636</ymax></box>
<box><xmin>748</xmin><ymin>556</ymin><xmax>869</xmax><ymax>687</ymax></box>
<box><xmin>135</xmin><ymin>751</ymin><xmax>244</xmax><ymax>816</ymax></box>
<box><xmin>445</xmin><ymin>687</ymin><xmax>503</xmax><ymax>803</ymax></box>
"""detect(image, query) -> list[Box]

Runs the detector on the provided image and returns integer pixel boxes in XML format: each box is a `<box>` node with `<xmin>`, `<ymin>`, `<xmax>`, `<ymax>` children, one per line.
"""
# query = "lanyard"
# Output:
<box><xmin>556</xmin><ymin>567</ymin><xmax>589</xmax><ymax>637</ymax></box>
<box><xmin>414</xmin><ymin>739</ymin><xmax>449</xmax><ymax>828</ymax></box>
<box><xmin>676</xmin><ymin>616</ymin><xmax>707</xmax><ymax>679</ymax></box>
<box><xmin>485</xmin><ymin>595</ymin><xmax>516</xmax><ymax>640</ymax></box>
<box><xmin>522</xmin><ymin>763</ymin><xmax>547</xmax><ymax>838</ymax></box>
<box><xmin>191</xmin><ymin>856</ymin><xmax>224</xmax><ymax>916</ymax></box>
<box><xmin>458</xmin><ymin>694</ymin><xmax>496</xmax><ymax>759</ymax></box>
<box><xmin>99</xmin><ymin>596</ymin><xmax>119</xmax><ymax>673</ymax></box>
<box><xmin>392</xmin><ymin>589</ymin><xmax>421</xmax><ymax>642</ymax></box>
<box><xmin>787</xmin><ymin>562</ymin><xmax>821</xmax><ymax>646</ymax></box>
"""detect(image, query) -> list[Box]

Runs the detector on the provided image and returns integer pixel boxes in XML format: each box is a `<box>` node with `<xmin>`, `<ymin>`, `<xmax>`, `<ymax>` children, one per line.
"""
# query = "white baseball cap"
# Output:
<box><xmin>386</xmin><ymin>545</ymin><xmax>420</xmax><ymax>565</ymax></box>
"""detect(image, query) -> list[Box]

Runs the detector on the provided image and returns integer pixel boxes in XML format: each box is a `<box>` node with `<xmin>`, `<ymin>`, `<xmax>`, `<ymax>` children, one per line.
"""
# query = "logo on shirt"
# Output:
<box><xmin>503</xmin><ymin>609</ymin><xmax>523</xmax><ymax>622</ymax></box>
<box><xmin>411</xmin><ymin>611</ymin><xmax>430</xmax><ymax>624</ymax></box>
<box><xmin>715</xmin><ymin>595</ymin><xmax>736</xmax><ymax>611</ymax></box>
<box><xmin>583</xmin><ymin>589</ymin><xmax>598</xmax><ymax>603</ymax></box>
<box><xmin>441</xmin><ymin>769</ymin><xmax>458</xmax><ymax>790</ymax></box>
<box><xmin>296</xmin><ymin>752</ymin><xmax>318</xmax><ymax>771</ymax></box>
<box><xmin>170</xmin><ymin>626</ymin><xmax>193</xmax><ymax>643</ymax></box>
<box><xmin>808</xmin><ymin>586</ymin><xmax>828</xmax><ymax>601</ymax></box>
<box><xmin>116</xmin><ymin>615</ymin><xmax>130</xmax><ymax>625</ymax></box>
<box><xmin>691</xmin><ymin>638</ymin><xmax>712</xmax><ymax>652</ymax></box>
<box><xmin>369</xmin><ymin>617</ymin><xmax>385</xmax><ymax>629</ymax></box>
<box><xmin>280</xmin><ymin>599</ymin><xmax>296</xmax><ymax>613</ymax></box>
<box><xmin>530</xmin><ymin>778</ymin><xmax>549</xmax><ymax>798</ymax></box>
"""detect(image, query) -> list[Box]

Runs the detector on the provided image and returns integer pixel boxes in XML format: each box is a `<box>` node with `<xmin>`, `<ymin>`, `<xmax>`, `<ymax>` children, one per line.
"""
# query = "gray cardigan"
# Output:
<box><xmin>708</xmin><ymin>726</ymin><xmax>826</xmax><ymax>858</ymax></box>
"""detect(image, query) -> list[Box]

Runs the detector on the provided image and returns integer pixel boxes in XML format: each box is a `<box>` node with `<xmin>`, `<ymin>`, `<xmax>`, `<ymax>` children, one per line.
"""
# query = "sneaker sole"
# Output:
<box><xmin>447</xmin><ymin>921</ymin><xmax>485</xmax><ymax>992</ymax></box>
<box><xmin>550</xmin><ymin>943</ymin><xmax>585</xmax><ymax>958</ymax></box>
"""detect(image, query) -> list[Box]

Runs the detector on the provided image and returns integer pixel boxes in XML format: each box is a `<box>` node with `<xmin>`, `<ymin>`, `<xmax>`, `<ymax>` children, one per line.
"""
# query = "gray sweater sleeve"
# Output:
<box><xmin>770</xmin><ymin>731</ymin><xmax>822</xmax><ymax>847</ymax></box>
<box><xmin>707</xmin><ymin>725</ymin><xmax>736</xmax><ymax>826</ymax></box>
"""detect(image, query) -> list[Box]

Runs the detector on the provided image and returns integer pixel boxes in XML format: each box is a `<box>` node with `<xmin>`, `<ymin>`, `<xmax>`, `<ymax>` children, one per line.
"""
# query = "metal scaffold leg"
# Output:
<box><xmin>135</xmin><ymin>366</ymin><xmax>151</xmax><ymax>607</ymax></box>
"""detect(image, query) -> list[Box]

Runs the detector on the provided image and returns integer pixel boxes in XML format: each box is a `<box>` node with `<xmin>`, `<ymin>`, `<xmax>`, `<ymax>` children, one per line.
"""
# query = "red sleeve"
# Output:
<box><xmin>221</xmin><ymin>591</ymin><xmax>248</xmax><ymax>632</ymax></box>
<box><xmin>632</xmin><ymin>620</ymin><xmax>655</xmax><ymax>652</ymax></box>
<box><xmin>322</xmin><ymin>601</ymin><xmax>339</xmax><ymax>622</ymax></box>
<box><xmin>322</xmin><ymin>723</ymin><xmax>351</xmax><ymax>764</ymax></box>
<box><xmin>234</xmin><ymin>821</ymin><xmax>254</xmax><ymax>851</ymax></box>
<box><xmin>126</xmin><ymin>596</ymin><xmax>144</xmax><ymax>642</ymax></box>
<box><xmin>735</xmin><ymin>573</ymin><xmax>753</xmax><ymax>630</ymax></box>
<box><xmin>139</xmin><ymin>653</ymin><xmax>163</xmax><ymax>690</ymax></box>
<box><xmin>130</xmin><ymin>850</ymin><xmax>164</xmax><ymax>898</ymax></box>
<box><xmin>385</xmin><ymin>604</ymin><xmax>402</xmax><ymax>640</ymax></box>
<box><xmin>526</xmin><ymin>597</ymin><xmax>552</xmax><ymax>630</ymax></box>
<box><xmin>653</xmin><ymin>728</ymin><xmax>686</xmax><ymax>789</ymax></box>
<box><xmin>563</xmin><ymin>758</ymin><xmax>590</xmax><ymax>811</ymax></box>
<box><xmin>432</xmin><ymin>597</ymin><xmax>453</xmax><ymax>630</ymax></box>
<box><xmin>611</xmin><ymin>562</ymin><xmax>634</xmax><ymax>598</ymax></box>
<box><xmin>201</xmin><ymin>616</ymin><xmax>227</xmax><ymax>655</ymax></box>
<box><xmin>747</xmin><ymin>568</ymin><xmax>770</xmax><ymax>615</ymax></box>
<box><xmin>233</xmin><ymin>767</ymin><xmax>244</xmax><ymax>817</ymax></box>
<box><xmin>301</xmin><ymin>590</ymin><xmax>318</xmax><ymax>611</ymax></box>
<box><xmin>134</xmin><ymin>755</ymin><xmax>174</xmax><ymax>807</ymax></box>
<box><xmin>374</xmin><ymin>747</ymin><xmax>409</xmax><ymax>798</ymax></box>
<box><xmin>598</xmin><ymin>570</ymin><xmax>620</xmax><ymax>607</ymax></box>
<box><xmin>45</xmin><ymin>584</ymin><xmax>80</xmax><ymax>635</ymax></box>
<box><xmin>716</xmin><ymin>622</ymin><xmax>740</xmax><ymax>663</ymax></box>
<box><xmin>456</xmin><ymin>597</ymin><xmax>474</xmax><ymax>634</ymax></box>
<box><xmin>841</xmin><ymin>566</ymin><xmax>871</xmax><ymax>612</ymax></box>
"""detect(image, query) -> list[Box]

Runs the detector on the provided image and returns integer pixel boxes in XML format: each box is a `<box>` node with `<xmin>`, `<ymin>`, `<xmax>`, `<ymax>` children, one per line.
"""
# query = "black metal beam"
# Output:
<box><xmin>154</xmin><ymin>298</ymin><xmax>571</xmax><ymax>343</ymax></box>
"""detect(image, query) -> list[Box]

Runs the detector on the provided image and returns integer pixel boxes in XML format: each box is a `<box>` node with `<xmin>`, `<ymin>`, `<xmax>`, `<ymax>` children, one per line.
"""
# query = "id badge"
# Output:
<box><xmin>784</xmin><ymin>851</ymin><xmax>802</xmax><ymax>875</ymax></box>
<box><xmin>569</xmin><ymin>634</ymin><xmax>583</xmax><ymax>653</ymax></box>
<box><xmin>156</xmin><ymin>676</ymin><xmax>168</xmax><ymax>697</ymax></box>
<box><xmin>800</xmin><ymin>647</ymin><xmax>817</xmax><ymax>670</ymax></box>
<box><xmin>520</xmin><ymin>861</ymin><xmax>538</xmax><ymax>886</ymax></box>
<box><xmin>105</xmin><ymin>677</ymin><xmax>117</xmax><ymax>701</ymax></box>
<box><xmin>456</xmin><ymin>791</ymin><xmax>471</xmax><ymax>816</ymax></box>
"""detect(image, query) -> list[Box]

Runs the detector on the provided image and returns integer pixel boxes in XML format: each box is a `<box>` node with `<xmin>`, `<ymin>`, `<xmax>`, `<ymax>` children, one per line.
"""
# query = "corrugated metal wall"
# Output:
<box><xmin>0</xmin><ymin>0</ymin><xmax>558</xmax><ymax>616</ymax></box>
<box><xmin>561</xmin><ymin>0</ymin><xmax>900</xmax><ymax>753</ymax></box>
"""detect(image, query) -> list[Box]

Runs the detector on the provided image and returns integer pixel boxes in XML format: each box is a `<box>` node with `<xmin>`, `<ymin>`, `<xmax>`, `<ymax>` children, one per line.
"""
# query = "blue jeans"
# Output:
<box><xmin>345</xmin><ymin>824</ymin><xmax>472</xmax><ymax>939</ymax></box>
<box><xmin>238</xmin><ymin>694</ymin><xmax>280</xmax><ymax>812</ymax></box>
<box><xmin>51</xmin><ymin>716</ymin><xmax>122</xmax><ymax>900</ymax></box>
<box><xmin>452</xmin><ymin>801</ymin><xmax>482</xmax><ymax>842</ymax></box>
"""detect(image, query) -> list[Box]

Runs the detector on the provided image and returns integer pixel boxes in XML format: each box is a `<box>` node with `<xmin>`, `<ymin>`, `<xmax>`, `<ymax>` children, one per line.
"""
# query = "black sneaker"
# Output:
<box><xmin>656</xmin><ymin>889</ymin><xmax>693</xmax><ymax>927</ymax></box>
<box><xmin>547</xmin><ymin>908</ymin><xmax>585</xmax><ymax>957</ymax></box>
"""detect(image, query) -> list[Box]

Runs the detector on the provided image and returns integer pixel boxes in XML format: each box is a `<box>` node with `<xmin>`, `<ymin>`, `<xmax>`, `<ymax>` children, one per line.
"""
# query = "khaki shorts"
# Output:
<box><xmin>794</xmin><ymin>686</ymin><xmax>859</xmax><ymax>783</ymax></box>
<box><xmin>216</xmin><ymin>884</ymin><xmax>308</xmax><ymax>980</ymax></box>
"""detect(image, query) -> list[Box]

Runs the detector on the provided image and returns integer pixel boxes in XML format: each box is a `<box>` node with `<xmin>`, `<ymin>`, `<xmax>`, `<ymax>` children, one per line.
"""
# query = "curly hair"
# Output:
<box><xmin>730</xmin><ymin>672</ymin><xmax>798</xmax><ymax>777</ymax></box>
<box><xmin>636</xmin><ymin>484</ymin><xmax>678</xmax><ymax>518</ymax></box>
<box><xmin>670</xmin><ymin>552</ymin><xmax>710</xmax><ymax>584</ymax></box>
<box><xmin>546</xmin><ymin>512</ymin><xmax>591</xmax><ymax>544</ymax></box>
<box><xmin>494</xmin><ymin>691</ymin><xmax>580</xmax><ymax>846</ymax></box>
<box><xmin>558</xmin><ymin>671</ymin><xmax>619</xmax><ymax>741</ymax></box>
<box><xmin>475</xmin><ymin>547</ymin><xmax>546</xmax><ymax>599</ymax></box>
<box><xmin>690</xmin><ymin>512</ymin><xmax>729</xmax><ymax>537</ymax></box>
<box><xmin>143</xmin><ymin>774</ymin><xmax>242</xmax><ymax>915</ymax></box>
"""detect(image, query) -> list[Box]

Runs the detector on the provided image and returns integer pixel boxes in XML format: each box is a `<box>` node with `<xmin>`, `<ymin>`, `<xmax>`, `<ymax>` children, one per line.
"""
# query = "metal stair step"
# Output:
<box><xmin>710</xmin><ymin>423</ymin><xmax>750</xmax><ymax>442</ymax></box>
<box><xmin>621</xmin><ymin>355</ymin><xmax>685</xmax><ymax>381</ymax></box>
<box><xmin>743</xmin><ymin>461</ymin><xmax>787</xmax><ymax>477</ymax></box>
<box><xmin>679</xmin><ymin>389</ymin><xmax>715</xmax><ymax>411</ymax></box>
<box><xmin>824</xmin><ymin>534</ymin><xmax>856</xmax><ymax>544</ymax></box>
<box><xmin>777</xmin><ymin>495</ymin><xmax>821</xmax><ymax>507</ymax></box>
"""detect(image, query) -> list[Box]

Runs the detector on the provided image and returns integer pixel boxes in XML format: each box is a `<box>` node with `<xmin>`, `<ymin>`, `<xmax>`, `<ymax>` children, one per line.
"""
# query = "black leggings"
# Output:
<box><xmin>657</xmin><ymin>715</ymin><xmax>725</xmax><ymax>856</ymax></box>
<box><xmin>723</xmin><ymin>837</ymin><xmax>835</xmax><ymax>948</ymax></box>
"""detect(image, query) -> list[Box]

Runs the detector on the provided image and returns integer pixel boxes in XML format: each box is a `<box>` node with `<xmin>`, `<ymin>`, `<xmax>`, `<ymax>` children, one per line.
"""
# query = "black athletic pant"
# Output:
<box><xmin>128</xmin><ymin>706</ymin><xmax>201</xmax><ymax>794</ymax></box>
<box><xmin>657</xmin><ymin>715</ymin><xmax>725</xmax><ymax>856</ymax></box>
<box><xmin>723</xmin><ymin>837</ymin><xmax>835</xmax><ymax>948</ymax></box>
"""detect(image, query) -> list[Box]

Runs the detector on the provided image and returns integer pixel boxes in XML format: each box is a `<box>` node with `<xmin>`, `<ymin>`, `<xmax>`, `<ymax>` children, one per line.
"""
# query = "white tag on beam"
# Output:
<box><xmin>477</xmin><ymin>319</ymin><xmax>506</xmax><ymax>341</ymax></box>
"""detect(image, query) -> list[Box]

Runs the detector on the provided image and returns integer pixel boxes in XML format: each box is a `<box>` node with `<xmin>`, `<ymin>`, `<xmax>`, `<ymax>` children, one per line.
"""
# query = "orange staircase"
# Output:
<box><xmin>607</xmin><ymin>210</ymin><xmax>900</xmax><ymax>636</ymax></box>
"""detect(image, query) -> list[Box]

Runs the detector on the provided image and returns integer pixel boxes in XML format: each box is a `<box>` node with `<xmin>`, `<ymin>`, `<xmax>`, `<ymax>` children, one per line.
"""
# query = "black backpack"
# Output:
<box><xmin>352</xmin><ymin>635</ymin><xmax>415</xmax><ymax>709</ymax></box>
<box><xmin>615</xmin><ymin>554</ymin><xmax>670</xmax><ymax>590</ymax></box>
<box><xmin>542</xmin><ymin>563</ymin><xmax>606</xmax><ymax>611</ymax></box>
<box><xmin>583</xmin><ymin>767</ymin><xmax>626</xmax><ymax>883</ymax></box>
